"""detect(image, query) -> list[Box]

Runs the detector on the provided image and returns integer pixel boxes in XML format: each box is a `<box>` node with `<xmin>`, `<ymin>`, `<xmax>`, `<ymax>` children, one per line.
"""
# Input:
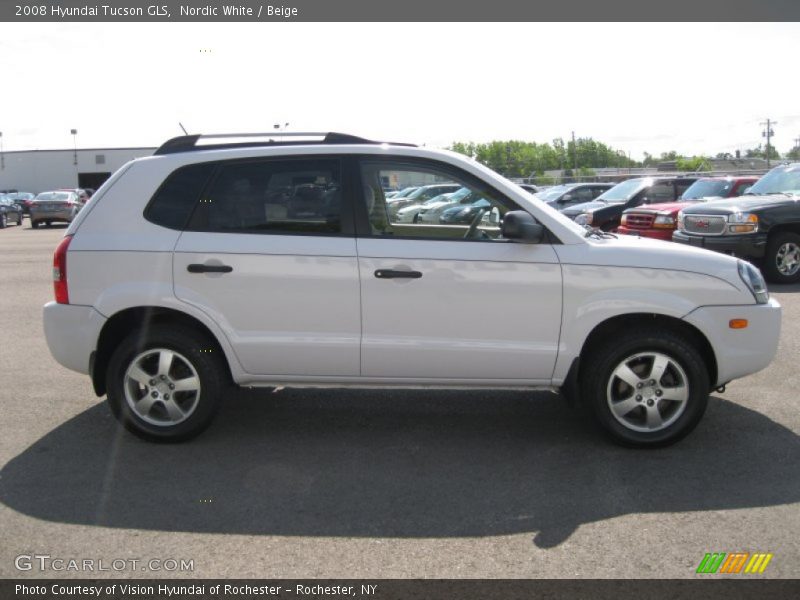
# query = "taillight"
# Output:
<box><xmin>53</xmin><ymin>235</ymin><xmax>73</xmax><ymax>304</ymax></box>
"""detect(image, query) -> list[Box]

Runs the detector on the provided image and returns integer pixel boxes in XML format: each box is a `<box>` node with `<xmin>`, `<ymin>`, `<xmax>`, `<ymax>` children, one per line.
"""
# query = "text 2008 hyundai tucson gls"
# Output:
<box><xmin>43</xmin><ymin>133</ymin><xmax>781</xmax><ymax>447</ymax></box>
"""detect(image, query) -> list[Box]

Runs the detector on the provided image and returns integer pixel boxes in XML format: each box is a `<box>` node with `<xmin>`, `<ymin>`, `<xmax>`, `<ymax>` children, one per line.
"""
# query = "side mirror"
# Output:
<box><xmin>561</xmin><ymin>193</ymin><xmax>573</xmax><ymax>202</ymax></box>
<box><xmin>502</xmin><ymin>210</ymin><xmax>545</xmax><ymax>243</ymax></box>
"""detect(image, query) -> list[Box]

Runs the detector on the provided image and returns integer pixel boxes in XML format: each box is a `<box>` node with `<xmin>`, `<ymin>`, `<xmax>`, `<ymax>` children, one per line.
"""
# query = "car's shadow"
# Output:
<box><xmin>1</xmin><ymin>390</ymin><xmax>798</xmax><ymax>548</ymax></box>
<box><xmin>769</xmin><ymin>282</ymin><xmax>800</xmax><ymax>294</ymax></box>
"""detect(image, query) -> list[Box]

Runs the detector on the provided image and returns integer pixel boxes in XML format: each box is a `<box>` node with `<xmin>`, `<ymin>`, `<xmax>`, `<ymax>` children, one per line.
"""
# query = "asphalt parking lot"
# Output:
<box><xmin>0</xmin><ymin>222</ymin><xmax>798</xmax><ymax>579</ymax></box>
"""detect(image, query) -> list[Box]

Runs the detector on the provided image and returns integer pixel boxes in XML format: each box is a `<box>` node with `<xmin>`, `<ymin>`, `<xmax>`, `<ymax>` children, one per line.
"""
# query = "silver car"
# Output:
<box><xmin>30</xmin><ymin>191</ymin><xmax>82</xmax><ymax>228</ymax></box>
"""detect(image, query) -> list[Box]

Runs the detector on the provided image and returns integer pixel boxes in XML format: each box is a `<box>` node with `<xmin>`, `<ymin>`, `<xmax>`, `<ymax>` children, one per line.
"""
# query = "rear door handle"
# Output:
<box><xmin>187</xmin><ymin>263</ymin><xmax>233</xmax><ymax>274</ymax></box>
<box><xmin>374</xmin><ymin>269</ymin><xmax>422</xmax><ymax>279</ymax></box>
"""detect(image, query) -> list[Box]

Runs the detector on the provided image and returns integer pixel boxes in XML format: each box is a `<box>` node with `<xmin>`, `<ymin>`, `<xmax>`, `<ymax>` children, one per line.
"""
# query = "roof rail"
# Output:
<box><xmin>154</xmin><ymin>132</ymin><xmax>417</xmax><ymax>155</ymax></box>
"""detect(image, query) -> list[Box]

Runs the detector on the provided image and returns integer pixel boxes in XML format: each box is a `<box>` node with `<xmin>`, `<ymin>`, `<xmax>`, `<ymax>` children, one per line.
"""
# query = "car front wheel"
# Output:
<box><xmin>581</xmin><ymin>329</ymin><xmax>710</xmax><ymax>447</ymax></box>
<box><xmin>106</xmin><ymin>326</ymin><xmax>228</xmax><ymax>441</ymax></box>
<box><xmin>763</xmin><ymin>232</ymin><xmax>800</xmax><ymax>284</ymax></box>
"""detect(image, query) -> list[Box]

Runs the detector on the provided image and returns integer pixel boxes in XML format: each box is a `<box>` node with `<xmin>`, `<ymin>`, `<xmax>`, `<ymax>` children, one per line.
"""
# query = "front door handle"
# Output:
<box><xmin>187</xmin><ymin>263</ymin><xmax>233</xmax><ymax>274</ymax></box>
<box><xmin>374</xmin><ymin>269</ymin><xmax>422</xmax><ymax>279</ymax></box>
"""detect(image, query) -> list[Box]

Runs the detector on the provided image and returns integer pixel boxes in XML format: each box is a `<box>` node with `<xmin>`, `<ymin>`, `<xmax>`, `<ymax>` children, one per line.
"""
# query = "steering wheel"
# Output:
<box><xmin>463</xmin><ymin>208</ymin><xmax>488</xmax><ymax>239</ymax></box>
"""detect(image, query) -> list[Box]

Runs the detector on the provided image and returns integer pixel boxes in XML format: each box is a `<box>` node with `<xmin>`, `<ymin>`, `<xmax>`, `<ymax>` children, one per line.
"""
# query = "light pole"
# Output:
<box><xmin>273</xmin><ymin>122</ymin><xmax>289</xmax><ymax>141</ymax></box>
<box><xmin>71</xmin><ymin>129</ymin><xmax>78</xmax><ymax>166</ymax></box>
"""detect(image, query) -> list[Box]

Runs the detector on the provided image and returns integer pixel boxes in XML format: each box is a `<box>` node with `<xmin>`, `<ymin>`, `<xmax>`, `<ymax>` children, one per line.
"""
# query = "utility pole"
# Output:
<box><xmin>760</xmin><ymin>119</ymin><xmax>776</xmax><ymax>168</ymax></box>
<box><xmin>571</xmin><ymin>131</ymin><xmax>577</xmax><ymax>174</ymax></box>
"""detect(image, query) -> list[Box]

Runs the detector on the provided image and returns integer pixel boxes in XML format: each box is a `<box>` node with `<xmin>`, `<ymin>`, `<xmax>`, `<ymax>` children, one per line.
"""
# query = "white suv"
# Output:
<box><xmin>43</xmin><ymin>132</ymin><xmax>782</xmax><ymax>446</ymax></box>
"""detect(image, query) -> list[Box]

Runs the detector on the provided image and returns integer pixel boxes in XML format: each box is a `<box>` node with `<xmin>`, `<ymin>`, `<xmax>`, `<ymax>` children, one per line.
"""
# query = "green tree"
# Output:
<box><xmin>745</xmin><ymin>144</ymin><xmax>781</xmax><ymax>160</ymax></box>
<box><xmin>675</xmin><ymin>156</ymin><xmax>712</xmax><ymax>172</ymax></box>
<box><xmin>788</xmin><ymin>146</ymin><xmax>800</xmax><ymax>161</ymax></box>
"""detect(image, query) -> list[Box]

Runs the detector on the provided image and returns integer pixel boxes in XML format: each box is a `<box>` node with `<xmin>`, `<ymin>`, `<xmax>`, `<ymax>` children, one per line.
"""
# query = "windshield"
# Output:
<box><xmin>535</xmin><ymin>185</ymin><xmax>572</xmax><ymax>202</ymax></box>
<box><xmin>446</xmin><ymin>187</ymin><xmax>472</xmax><ymax>202</ymax></box>
<box><xmin>424</xmin><ymin>192</ymin><xmax>453</xmax><ymax>205</ymax></box>
<box><xmin>747</xmin><ymin>166</ymin><xmax>800</xmax><ymax>195</ymax></box>
<box><xmin>35</xmin><ymin>192</ymin><xmax>71</xmax><ymax>201</ymax></box>
<box><xmin>407</xmin><ymin>185</ymin><xmax>451</xmax><ymax>201</ymax></box>
<box><xmin>681</xmin><ymin>179</ymin><xmax>733</xmax><ymax>200</ymax></box>
<box><xmin>393</xmin><ymin>186</ymin><xmax>418</xmax><ymax>199</ymax></box>
<box><xmin>596</xmin><ymin>179</ymin><xmax>648</xmax><ymax>203</ymax></box>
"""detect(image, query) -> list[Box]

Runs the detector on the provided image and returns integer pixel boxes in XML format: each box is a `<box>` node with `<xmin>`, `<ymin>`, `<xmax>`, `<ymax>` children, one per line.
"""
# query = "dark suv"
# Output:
<box><xmin>673</xmin><ymin>163</ymin><xmax>800</xmax><ymax>283</ymax></box>
<box><xmin>561</xmin><ymin>176</ymin><xmax>698</xmax><ymax>231</ymax></box>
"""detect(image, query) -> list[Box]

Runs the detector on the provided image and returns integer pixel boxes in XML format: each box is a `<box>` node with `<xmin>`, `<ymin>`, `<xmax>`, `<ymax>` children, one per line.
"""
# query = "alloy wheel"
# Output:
<box><xmin>606</xmin><ymin>351</ymin><xmax>689</xmax><ymax>433</ymax></box>
<box><xmin>775</xmin><ymin>242</ymin><xmax>800</xmax><ymax>276</ymax></box>
<box><xmin>123</xmin><ymin>348</ymin><xmax>201</xmax><ymax>426</ymax></box>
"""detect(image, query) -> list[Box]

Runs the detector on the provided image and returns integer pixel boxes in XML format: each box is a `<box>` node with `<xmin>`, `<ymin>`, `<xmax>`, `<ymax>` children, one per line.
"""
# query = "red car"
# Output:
<box><xmin>617</xmin><ymin>176</ymin><xmax>757</xmax><ymax>241</ymax></box>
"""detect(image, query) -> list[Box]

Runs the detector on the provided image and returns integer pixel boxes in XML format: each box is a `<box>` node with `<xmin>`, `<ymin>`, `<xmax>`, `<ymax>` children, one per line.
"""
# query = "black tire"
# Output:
<box><xmin>106</xmin><ymin>326</ymin><xmax>229</xmax><ymax>442</ymax></box>
<box><xmin>0</xmin><ymin>213</ymin><xmax>6</xmax><ymax>229</ymax></box>
<box><xmin>762</xmin><ymin>232</ymin><xmax>800</xmax><ymax>284</ymax></box>
<box><xmin>45</xmin><ymin>220</ymin><xmax>52</xmax><ymax>227</ymax></box>
<box><xmin>30</xmin><ymin>220</ymin><xmax>39</xmax><ymax>229</ymax></box>
<box><xmin>580</xmin><ymin>329</ymin><xmax>710</xmax><ymax>448</ymax></box>
<box><xmin>17</xmin><ymin>213</ymin><xmax>23</xmax><ymax>226</ymax></box>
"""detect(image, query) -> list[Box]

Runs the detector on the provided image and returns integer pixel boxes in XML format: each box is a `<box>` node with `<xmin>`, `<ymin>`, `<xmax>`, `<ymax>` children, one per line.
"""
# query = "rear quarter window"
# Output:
<box><xmin>144</xmin><ymin>162</ymin><xmax>216</xmax><ymax>230</ymax></box>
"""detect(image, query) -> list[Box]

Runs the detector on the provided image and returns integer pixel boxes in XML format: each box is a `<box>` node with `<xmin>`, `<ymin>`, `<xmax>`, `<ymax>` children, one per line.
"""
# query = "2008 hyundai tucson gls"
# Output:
<box><xmin>42</xmin><ymin>132</ymin><xmax>781</xmax><ymax>447</ymax></box>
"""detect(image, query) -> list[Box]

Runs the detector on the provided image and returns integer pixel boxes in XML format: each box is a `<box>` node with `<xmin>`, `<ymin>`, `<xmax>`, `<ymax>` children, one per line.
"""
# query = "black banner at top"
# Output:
<box><xmin>2</xmin><ymin>0</ymin><xmax>800</xmax><ymax>22</ymax></box>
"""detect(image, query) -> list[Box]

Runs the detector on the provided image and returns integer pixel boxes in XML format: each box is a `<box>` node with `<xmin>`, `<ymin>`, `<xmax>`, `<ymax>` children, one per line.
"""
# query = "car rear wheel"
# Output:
<box><xmin>16</xmin><ymin>213</ymin><xmax>23</xmax><ymax>225</ymax></box>
<box><xmin>763</xmin><ymin>232</ymin><xmax>800</xmax><ymax>284</ymax></box>
<box><xmin>30</xmin><ymin>220</ymin><xmax>39</xmax><ymax>229</ymax></box>
<box><xmin>581</xmin><ymin>329</ymin><xmax>709</xmax><ymax>447</ymax></box>
<box><xmin>106</xmin><ymin>326</ymin><xmax>228</xmax><ymax>441</ymax></box>
<box><xmin>0</xmin><ymin>213</ymin><xmax>6</xmax><ymax>229</ymax></box>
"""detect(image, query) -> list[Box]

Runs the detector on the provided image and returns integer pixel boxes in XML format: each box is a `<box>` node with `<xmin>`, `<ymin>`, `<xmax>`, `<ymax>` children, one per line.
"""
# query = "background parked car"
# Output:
<box><xmin>535</xmin><ymin>182</ymin><xmax>614</xmax><ymax>209</ymax></box>
<box><xmin>29</xmin><ymin>191</ymin><xmax>83</xmax><ymax>228</ymax></box>
<box><xmin>518</xmin><ymin>183</ymin><xmax>539</xmax><ymax>194</ymax></box>
<box><xmin>439</xmin><ymin>197</ymin><xmax>500</xmax><ymax>226</ymax></box>
<box><xmin>415</xmin><ymin>187</ymin><xmax>489</xmax><ymax>223</ymax></box>
<box><xmin>674</xmin><ymin>163</ymin><xmax>800</xmax><ymax>283</ymax></box>
<box><xmin>0</xmin><ymin>195</ymin><xmax>24</xmax><ymax>228</ymax></box>
<box><xmin>618</xmin><ymin>176</ymin><xmax>758</xmax><ymax>241</ymax></box>
<box><xmin>6</xmin><ymin>192</ymin><xmax>36</xmax><ymax>215</ymax></box>
<box><xmin>563</xmin><ymin>176</ymin><xmax>698</xmax><ymax>231</ymax></box>
<box><xmin>386</xmin><ymin>183</ymin><xmax>461</xmax><ymax>218</ymax></box>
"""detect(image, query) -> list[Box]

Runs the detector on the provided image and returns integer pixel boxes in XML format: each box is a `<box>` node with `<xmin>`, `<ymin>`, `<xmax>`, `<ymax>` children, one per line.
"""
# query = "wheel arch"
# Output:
<box><xmin>766</xmin><ymin>223</ymin><xmax>800</xmax><ymax>238</ymax></box>
<box><xmin>576</xmin><ymin>313</ymin><xmax>718</xmax><ymax>394</ymax></box>
<box><xmin>91</xmin><ymin>306</ymin><xmax>235</xmax><ymax>397</ymax></box>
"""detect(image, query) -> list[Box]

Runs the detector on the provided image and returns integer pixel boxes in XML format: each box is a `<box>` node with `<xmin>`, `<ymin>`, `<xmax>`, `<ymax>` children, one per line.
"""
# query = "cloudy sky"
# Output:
<box><xmin>2</xmin><ymin>22</ymin><xmax>799</xmax><ymax>159</ymax></box>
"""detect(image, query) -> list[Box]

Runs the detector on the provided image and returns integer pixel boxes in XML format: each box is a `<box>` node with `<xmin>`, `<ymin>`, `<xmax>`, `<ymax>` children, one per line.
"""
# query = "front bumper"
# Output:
<box><xmin>683</xmin><ymin>298</ymin><xmax>781</xmax><ymax>386</ymax></box>
<box><xmin>43</xmin><ymin>302</ymin><xmax>107</xmax><ymax>375</ymax></box>
<box><xmin>672</xmin><ymin>231</ymin><xmax>768</xmax><ymax>259</ymax></box>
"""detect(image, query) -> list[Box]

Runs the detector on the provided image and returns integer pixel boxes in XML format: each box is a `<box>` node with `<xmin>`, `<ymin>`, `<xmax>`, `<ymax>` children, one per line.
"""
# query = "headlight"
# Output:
<box><xmin>574</xmin><ymin>213</ymin><xmax>590</xmax><ymax>226</ymax></box>
<box><xmin>727</xmin><ymin>212</ymin><xmax>758</xmax><ymax>234</ymax></box>
<box><xmin>653</xmin><ymin>214</ymin><xmax>676</xmax><ymax>229</ymax></box>
<box><xmin>738</xmin><ymin>260</ymin><xmax>769</xmax><ymax>304</ymax></box>
<box><xmin>677</xmin><ymin>211</ymin><xmax>685</xmax><ymax>231</ymax></box>
<box><xmin>620</xmin><ymin>214</ymin><xmax>629</xmax><ymax>225</ymax></box>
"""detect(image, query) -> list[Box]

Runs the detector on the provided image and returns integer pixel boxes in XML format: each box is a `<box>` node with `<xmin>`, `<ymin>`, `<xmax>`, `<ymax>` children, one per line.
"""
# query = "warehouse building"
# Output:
<box><xmin>0</xmin><ymin>147</ymin><xmax>156</xmax><ymax>194</ymax></box>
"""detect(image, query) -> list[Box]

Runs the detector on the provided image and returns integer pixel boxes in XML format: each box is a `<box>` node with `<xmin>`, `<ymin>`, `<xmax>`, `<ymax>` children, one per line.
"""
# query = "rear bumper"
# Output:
<box><xmin>43</xmin><ymin>302</ymin><xmax>106</xmax><ymax>375</ymax></box>
<box><xmin>30</xmin><ymin>208</ymin><xmax>75</xmax><ymax>222</ymax></box>
<box><xmin>672</xmin><ymin>231</ymin><xmax>769</xmax><ymax>259</ymax></box>
<box><xmin>683</xmin><ymin>298</ymin><xmax>782</xmax><ymax>386</ymax></box>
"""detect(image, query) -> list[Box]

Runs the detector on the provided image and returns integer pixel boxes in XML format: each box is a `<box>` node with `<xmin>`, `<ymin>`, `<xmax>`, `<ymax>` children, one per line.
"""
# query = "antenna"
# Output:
<box><xmin>178</xmin><ymin>122</ymin><xmax>189</xmax><ymax>135</ymax></box>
